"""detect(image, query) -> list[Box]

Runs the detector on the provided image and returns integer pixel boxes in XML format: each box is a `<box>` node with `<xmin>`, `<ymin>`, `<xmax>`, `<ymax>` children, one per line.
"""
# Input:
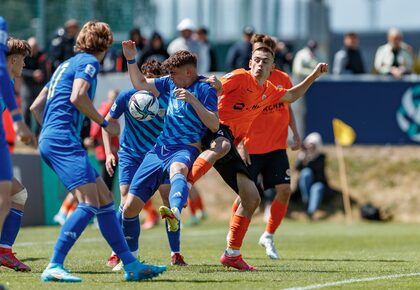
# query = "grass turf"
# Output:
<box><xmin>2</xmin><ymin>221</ymin><xmax>420</xmax><ymax>289</ymax></box>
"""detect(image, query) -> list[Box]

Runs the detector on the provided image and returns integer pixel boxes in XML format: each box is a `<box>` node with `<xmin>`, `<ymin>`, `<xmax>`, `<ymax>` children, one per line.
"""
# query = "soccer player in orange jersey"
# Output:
<box><xmin>234</xmin><ymin>41</ymin><xmax>301</xmax><ymax>259</ymax></box>
<box><xmin>194</xmin><ymin>34</ymin><xmax>327</xmax><ymax>270</ymax></box>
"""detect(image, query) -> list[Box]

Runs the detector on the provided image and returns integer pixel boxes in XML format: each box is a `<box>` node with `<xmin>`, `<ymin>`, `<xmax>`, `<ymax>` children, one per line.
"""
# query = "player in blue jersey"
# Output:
<box><xmin>121</xmin><ymin>41</ymin><xmax>219</xmax><ymax>257</ymax></box>
<box><xmin>103</xmin><ymin>60</ymin><xmax>188</xmax><ymax>268</ymax></box>
<box><xmin>0</xmin><ymin>37</ymin><xmax>35</xmax><ymax>272</ymax></box>
<box><xmin>30</xmin><ymin>21</ymin><xmax>166</xmax><ymax>283</ymax></box>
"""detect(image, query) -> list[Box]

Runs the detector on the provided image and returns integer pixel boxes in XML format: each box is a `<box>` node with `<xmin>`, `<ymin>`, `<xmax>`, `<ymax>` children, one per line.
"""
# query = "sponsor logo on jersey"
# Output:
<box><xmin>223</xmin><ymin>72</ymin><xmax>234</xmax><ymax>79</ymax></box>
<box><xmin>84</xmin><ymin>64</ymin><xmax>96</xmax><ymax>78</ymax></box>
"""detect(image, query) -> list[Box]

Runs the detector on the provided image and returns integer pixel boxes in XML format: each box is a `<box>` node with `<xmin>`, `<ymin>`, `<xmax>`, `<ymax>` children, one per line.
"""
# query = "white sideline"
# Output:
<box><xmin>283</xmin><ymin>273</ymin><xmax>420</xmax><ymax>290</ymax></box>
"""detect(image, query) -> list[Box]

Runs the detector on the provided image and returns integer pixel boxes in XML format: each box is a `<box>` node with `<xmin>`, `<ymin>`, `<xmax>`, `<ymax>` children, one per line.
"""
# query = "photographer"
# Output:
<box><xmin>295</xmin><ymin>132</ymin><xmax>328</xmax><ymax>219</ymax></box>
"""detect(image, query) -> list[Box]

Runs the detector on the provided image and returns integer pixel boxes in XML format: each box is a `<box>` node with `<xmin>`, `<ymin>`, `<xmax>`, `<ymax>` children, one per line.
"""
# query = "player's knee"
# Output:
<box><xmin>122</xmin><ymin>198</ymin><xmax>142</xmax><ymax>218</ymax></box>
<box><xmin>11</xmin><ymin>188</ymin><xmax>28</xmax><ymax>206</ymax></box>
<box><xmin>170</xmin><ymin>162</ymin><xmax>188</xmax><ymax>176</ymax></box>
<box><xmin>275</xmin><ymin>185</ymin><xmax>292</xmax><ymax>202</ymax></box>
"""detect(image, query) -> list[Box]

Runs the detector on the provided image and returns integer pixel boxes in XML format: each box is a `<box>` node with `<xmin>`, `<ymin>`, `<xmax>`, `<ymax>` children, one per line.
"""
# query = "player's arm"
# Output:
<box><xmin>122</xmin><ymin>40</ymin><xmax>159</xmax><ymax>95</ymax></box>
<box><xmin>281</xmin><ymin>63</ymin><xmax>328</xmax><ymax>103</ymax></box>
<box><xmin>174</xmin><ymin>88</ymin><xmax>219</xmax><ymax>133</ymax></box>
<box><xmin>102</xmin><ymin>112</ymin><xmax>119</xmax><ymax>176</ymax></box>
<box><xmin>70</xmin><ymin>78</ymin><xmax>119</xmax><ymax>136</ymax></box>
<box><xmin>30</xmin><ymin>86</ymin><xmax>49</xmax><ymax>125</ymax></box>
<box><xmin>288</xmin><ymin>106</ymin><xmax>301</xmax><ymax>151</ymax></box>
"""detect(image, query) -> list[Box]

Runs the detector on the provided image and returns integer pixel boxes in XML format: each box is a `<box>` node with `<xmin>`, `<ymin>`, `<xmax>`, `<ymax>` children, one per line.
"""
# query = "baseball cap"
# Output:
<box><xmin>177</xmin><ymin>18</ymin><xmax>196</xmax><ymax>31</ymax></box>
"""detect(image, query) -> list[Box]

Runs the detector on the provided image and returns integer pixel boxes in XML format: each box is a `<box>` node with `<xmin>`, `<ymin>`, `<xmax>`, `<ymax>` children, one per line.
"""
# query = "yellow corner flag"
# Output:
<box><xmin>332</xmin><ymin>118</ymin><xmax>356</xmax><ymax>146</ymax></box>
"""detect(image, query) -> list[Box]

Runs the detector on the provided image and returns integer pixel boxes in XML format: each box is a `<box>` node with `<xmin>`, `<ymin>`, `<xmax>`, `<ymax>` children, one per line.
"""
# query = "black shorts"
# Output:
<box><xmin>248</xmin><ymin>149</ymin><xmax>291</xmax><ymax>190</ymax></box>
<box><xmin>201</xmin><ymin>124</ymin><xmax>253</xmax><ymax>194</ymax></box>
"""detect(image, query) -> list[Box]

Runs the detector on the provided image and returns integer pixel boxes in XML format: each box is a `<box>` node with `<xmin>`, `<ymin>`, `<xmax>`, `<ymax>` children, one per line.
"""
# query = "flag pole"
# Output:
<box><xmin>335</xmin><ymin>141</ymin><xmax>353</xmax><ymax>223</ymax></box>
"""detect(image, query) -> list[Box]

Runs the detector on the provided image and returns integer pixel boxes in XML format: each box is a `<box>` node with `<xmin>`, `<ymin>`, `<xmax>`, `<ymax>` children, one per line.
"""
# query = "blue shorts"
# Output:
<box><xmin>39</xmin><ymin>138</ymin><xmax>99</xmax><ymax>191</ymax></box>
<box><xmin>129</xmin><ymin>144</ymin><xmax>199</xmax><ymax>202</ymax></box>
<box><xmin>118</xmin><ymin>149</ymin><xmax>145</xmax><ymax>185</ymax></box>
<box><xmin>0</xmin><ymin>131</ymin><xmax>12</xmax><ymax>182</ymax></box>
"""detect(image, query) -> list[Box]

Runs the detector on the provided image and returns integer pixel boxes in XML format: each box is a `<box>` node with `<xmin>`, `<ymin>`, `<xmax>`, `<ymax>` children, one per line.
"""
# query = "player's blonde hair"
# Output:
<box><xmin>6</xmin><ymin>37</ymin><xmax>31</xmax><ymax>57</ymax></box>
<box><xmin>251</xmin><ymin>34</ymin><xmax>276</xmax><ymax>57</ymax></box>
<box><xmin>162</xmin><ymin>50</ymin><xmax>197</xmax><ymax>71</ymax></box>
<box><xmin>75</xmin><ymin>21</ymin><xmax>113</xmax><ymax>53</ymax></box>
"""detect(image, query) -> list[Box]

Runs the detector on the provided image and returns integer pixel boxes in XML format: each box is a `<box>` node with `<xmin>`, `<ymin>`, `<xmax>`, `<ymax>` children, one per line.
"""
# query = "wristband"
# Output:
<box><xmin>100</xmin><ymin>119</ymin><xmax>109</xmax><ymax>128</ymax></box>
<box><xmin>127</xmin><ymin>59</ymin><xmax>136</xmax><ymax>65</ymax></box>
<box><xmin>12</xmin><ymin>114</ymin><xmax>23</xmax><ymax>122</ymax></box>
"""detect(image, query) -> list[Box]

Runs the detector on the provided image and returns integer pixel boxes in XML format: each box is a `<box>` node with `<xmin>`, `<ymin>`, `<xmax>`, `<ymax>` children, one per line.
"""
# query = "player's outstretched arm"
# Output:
<box><xmin>174</xmin><ymin>88</ymin><xmax>219</xmax><ymax>132</ymax></box>
<box><xmin>281</xmin><ymin>63</ymin><xmax>328</xmax><ymax>103</ymax></box>
<box><xmin>70</xmin><ymin>78</ymin><xmax>119</xmax><ymax>136</ymax></box>
<box><xmin>102</xmin><ymin>113</ymin><xmax>118</xmax><ymax>177</ymax></box>
<box><xmin>122</xmin><ymin>40</ymin><xmax>158</xmax><ymax>94</ymax></box>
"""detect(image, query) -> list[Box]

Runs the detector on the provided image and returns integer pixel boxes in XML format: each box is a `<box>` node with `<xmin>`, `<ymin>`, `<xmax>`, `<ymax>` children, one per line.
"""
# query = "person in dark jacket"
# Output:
<box><xmin>333</xmin><ymin>32</ymin><xmax>365</xmax><ymax>75</ymax></box>
<box><xmin>225</xmin><ymin>26</ymin><xmax>254</xmax><ymax>71</ymax></box>
<box><xmin>295</xmin><ymin>132</ymin><xmax>328</xmax><ymax>219</ymax></box>
<box><xmin>138</xmin><ymin>32</ymin><xmax>169</xmax><ymax>67</ymax></box>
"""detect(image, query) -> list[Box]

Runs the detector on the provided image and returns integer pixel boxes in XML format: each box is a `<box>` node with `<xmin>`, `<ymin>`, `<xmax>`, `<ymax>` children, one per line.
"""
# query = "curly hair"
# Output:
<box><xmin>251</xmin><ymin>34</ymin><xmax>276</xmax><ymax>56</ymax></box>
<box><xmin>141</xmin><ymin>59</ymin><xmax>164</xmax><ymax>78</ymax></box>
<box><xmin>6</xmin><ymin>37</ymin><xmax>31</xmax><ymax>57</ymax></box>
<box><xmin>75</xmin><ymin>21</ymin><xmax>113</xmax><ymax>53</ymax></box>
<box><xmin>162</xmin><ymin>50</ymin><xmax>196</xmax><ymax>71</ymax></box>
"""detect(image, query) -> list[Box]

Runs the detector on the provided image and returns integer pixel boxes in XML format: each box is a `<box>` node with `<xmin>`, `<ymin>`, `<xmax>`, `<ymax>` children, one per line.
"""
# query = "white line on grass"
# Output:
<box><xmin>284</xmin><ymin>273</ymin><xmax>420</xmax><ymax>290</ymax></box>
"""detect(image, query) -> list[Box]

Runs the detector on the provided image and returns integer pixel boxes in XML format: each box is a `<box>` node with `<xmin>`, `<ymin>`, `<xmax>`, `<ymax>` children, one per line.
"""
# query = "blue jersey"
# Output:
<box><xmin>110</xmin><ymin>88</ymin><xmax>169</xmax><ymax>156</ymax></box>
<box><xmin>40</xmin><ymin>52</ymin><xmax>99</xmax><ymax>142</ymax></box>
<box><xmin>154</xmin><ymin>76</ymin><xmax>218</xmax><ymax>146</ymax></box>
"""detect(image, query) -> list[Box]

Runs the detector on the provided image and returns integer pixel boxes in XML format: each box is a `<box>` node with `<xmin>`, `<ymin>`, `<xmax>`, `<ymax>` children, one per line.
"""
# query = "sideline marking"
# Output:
<box><xmin>284</xmin><ymin>273</ymin><xmax>420</xmax><ymax>290</ymax></box>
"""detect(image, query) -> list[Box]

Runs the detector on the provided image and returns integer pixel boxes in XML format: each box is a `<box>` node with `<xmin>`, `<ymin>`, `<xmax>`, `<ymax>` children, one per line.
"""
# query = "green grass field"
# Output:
<box><xmin>2</xmin><ymin>220</ymin><xmax>420</xmax><ymax>289</ymax></box>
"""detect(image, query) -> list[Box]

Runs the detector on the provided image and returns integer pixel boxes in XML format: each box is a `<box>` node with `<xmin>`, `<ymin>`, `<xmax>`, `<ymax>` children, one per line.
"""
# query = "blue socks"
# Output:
<box><xmin>51</xmin><ymin>203</ymin><xmax>97</xmax><ymax>265</ymax></box>
<box><xmin>169</xmin><ymin>173</ymin><xmax>188</xmax><ymax>213</ymax></box>
<box><xmin>121</xmin><ymin>215</ymin><xmax>140</xmax><ymax>254</ymax></box>
<box><xmin>0</xmin><ymin>208</ymin><xmax>23</xmax><ymax>247</ymax></box>
<box><xmin>97</xmin><ymin>202</ymin><xmax>136</xmax><ymax>265</ymax></box>
<box><xmin>165</xmin><ymin>221</ymin><xmax>180</xmax><ymax>253</ymax></box>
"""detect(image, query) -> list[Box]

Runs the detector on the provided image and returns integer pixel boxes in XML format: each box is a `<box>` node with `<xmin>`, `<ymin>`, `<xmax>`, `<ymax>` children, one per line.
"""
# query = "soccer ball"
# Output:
<box><xmin>128</xmin><ymin>90</ymin><xmax>159</xmax><ymax>121</ymax></box>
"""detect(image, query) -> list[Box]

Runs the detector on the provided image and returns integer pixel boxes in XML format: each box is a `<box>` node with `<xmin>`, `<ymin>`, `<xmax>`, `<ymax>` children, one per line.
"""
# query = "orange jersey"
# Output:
<box><xmin>218</xmin><ymin>69</ymin><xmax>286</xmax><ymax>144</ymax></box>
<box><xmin>244</xmin><ymin>69</ymin><xmax>292</xmax><ymax>154</ymax></box>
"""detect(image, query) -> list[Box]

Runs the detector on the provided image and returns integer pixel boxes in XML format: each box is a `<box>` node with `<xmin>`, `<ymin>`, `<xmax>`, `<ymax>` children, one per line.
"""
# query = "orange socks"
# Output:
<box><xmin>187</xmin><ymin>157</ymin><xmax>213</xmax><ymax>184</ymax></box>
<box><xmin>188</xmin><ymin>195</ymin><xmax>205</xmax><ymax>215</ymax></box>
<box><xmin>265</xmin><ymin>200</ymin><xmax>288</xmax><ymax>234</ymax></box>
<box><xmin>188</xmin><ymin>198</ymin><xmax>197</xmax><ymax>215</ymax></box>
<box><xmin>228</xmin><ymin>215</ymin><xmax>251</xmax><ymax>250</ymax></box>
<box><xmin>144</xmin><ymin>199</ymin><xmax>158</xmax><ymax>217</ymax></box>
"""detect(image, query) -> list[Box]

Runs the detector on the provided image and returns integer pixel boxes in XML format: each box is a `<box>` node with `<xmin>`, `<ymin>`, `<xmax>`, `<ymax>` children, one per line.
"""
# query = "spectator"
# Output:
<box><xmin>138</xmin><ymin>32</ymin><xmax>169</xmax><ymax>67</ymax></box>
<box><xmin>21</xmin><ymin>37</ymin><xmax>47</xmax><ymax>133</ymax></box>
<box><xmin>295</xmin><ymin>132</ymin><xmax>328</xmax><ymax>220</ymax></box>
<box><xmin>291</xmin><ymin>40</ymin><xmax>319</xmax><ymax>137</ymax></box>
<box><xmin>274</xmin><ymin>40</ymin><xmax>294</xmax><ymax>74</ymax></box>
<box><xmin>374</xmin><ymin>28</ymin><xmax>413</xmax><ymax>79</ymax></box>
<box><xmin>225</xmin><ymin>25</ymin><xmax>254</xmax><ymax>71</ymax></box>
<box><xmin>167</xmin><ymin>18</ymin><xmax>207</xmax><ymax>74</ymax></box>
<box><xmin>120</xmin><ymin>28</ymin><xmax>147</xmax><ymax>72</ymax></box>
<box><xmin>333</xmin><ymin>32</ymin><xmax>365</xmax><ymax>75</ymax></box>
<box><xmin>196</xmin><ymin>27</ymin><xmax>217</xmax><ymax>72</ymax></box>
<box><xmin>48</xmin><ymin>19</ymin><xmax>79</xmax><ymax>75</ymax></box>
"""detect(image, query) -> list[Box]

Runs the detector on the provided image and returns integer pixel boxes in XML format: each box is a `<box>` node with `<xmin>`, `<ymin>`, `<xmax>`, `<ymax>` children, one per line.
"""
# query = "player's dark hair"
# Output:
<box><xmin>251</xmin><ymin>34</ymin><xmax>276</xmax><ymax>56</ymax></box>
<box><xmin>75</xmin><ymin>21</ymin><xmax>113</xmax><ymax>53</ymax></box>
<box><xmin>162</xmin><ymin>50</ymin><xmax>197</xmax><ymax>71</ymax></box>
<box><xmin>6</xmin><ymin>37</ymin><xmax>31</xmax><ymax>57</ymax></box>
<box><xmin>141</xmin><ymin>59</ymin><xmax>164</xmax><ymax>78</ymax></box>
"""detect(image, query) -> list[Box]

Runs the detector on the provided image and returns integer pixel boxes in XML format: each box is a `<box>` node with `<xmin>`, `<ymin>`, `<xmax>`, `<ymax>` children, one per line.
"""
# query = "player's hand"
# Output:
<box><xmin>237</xmin><ymin>141</ymin><xmax>251</xmax><ymax>165</ymax></box>
<box><xmin>104</xmin><ymin>121</ymin><xmax>120</xmax><ymax>136</ymax></box>
<box><xmin>201</xmin><ymin>75</ymin><xmax>222</xmax><ymax>92</ymax></box>
<box><xmin>290</xmin><ymin>134</ymin><xmax>301</xmax><ymax>151</ymax></box>
<box><xmin>122</xmin><ymin>40</ymin><xmax>137</xmax><ymax>61</ymax></box>
<box><xmin>105</xmin><ymin>154</ymin><xmax>116</xmax><ymax>177</ymax></box>
<box><xmin>174</xmin><ymin>88</ymin><xmax>196</xmax><ymax>104</ymax></box>
<box><xmin>313</xmin><ymin>63</ymin><xmax>328</xmax><ymax>78</ymax></box>
<box><xmin>13</xmin><ymin>120</ymin><xmax>38</xmax><ymax>148</ymax></box>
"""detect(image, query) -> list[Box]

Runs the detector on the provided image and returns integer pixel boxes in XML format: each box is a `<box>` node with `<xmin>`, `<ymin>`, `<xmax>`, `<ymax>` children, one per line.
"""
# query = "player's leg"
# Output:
<box><xmin>142</xmin><ymin>199</ymin><xmax>159</xmax><ymax>230</ymax></box>
<box><xmin>0</xmin><ymin>182</ymin><xmax>11</xmax><ymax>238</ymax></box>
<box><xmin>0</xmin><ymin>138</ymin><xmax>13</xmax><ymax>233</ymax></box>
<box><xmin>187</xmin><ymin>186</ymin><xmax>207</xmax><ymax>226</ymax></box>
<box><xmin>0</xmin><ymin>178</ymin><xmax>30</xmax><ymax>271</ymax></box>
<box><xmin>158</xmin><ymin>183</ymin><xmax>187</xmax><ymax>266</ymax></box>
<box><xmin>258</xmin><ymin>150</ymin><xmax>291</xmax><ymax>259</ymax></box>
